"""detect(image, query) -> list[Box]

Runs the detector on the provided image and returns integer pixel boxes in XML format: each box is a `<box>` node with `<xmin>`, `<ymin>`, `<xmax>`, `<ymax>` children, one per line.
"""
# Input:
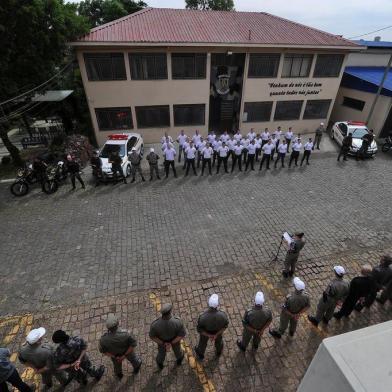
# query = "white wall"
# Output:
<box><xmin>347</xmin><ymin>52</ymin><xmax>391</xmax><ymax>67</ymax></box>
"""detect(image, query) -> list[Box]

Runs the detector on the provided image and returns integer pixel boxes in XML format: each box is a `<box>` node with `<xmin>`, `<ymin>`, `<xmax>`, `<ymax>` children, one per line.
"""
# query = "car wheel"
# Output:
<box><xmin>126</xmin><ymin>164</ymin><xmax>131</xmax><ymax>177</ymax></box>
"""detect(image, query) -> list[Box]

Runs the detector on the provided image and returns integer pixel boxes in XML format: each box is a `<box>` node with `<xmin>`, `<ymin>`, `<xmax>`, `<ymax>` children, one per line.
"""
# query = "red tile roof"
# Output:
<box><xmin>76</xmin><ymin>8</ymin><xmax>358</xmax><ymax>48</ymax></box>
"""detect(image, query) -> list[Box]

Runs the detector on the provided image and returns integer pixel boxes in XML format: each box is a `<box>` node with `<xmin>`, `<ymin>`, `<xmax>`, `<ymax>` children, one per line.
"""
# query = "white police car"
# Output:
<box><xmin>331</xmin><ymin>121</ymin><xmax>377</xmax><ymax>156</ymax></box>
<box><xmin>99</xmin><ymin>133</ymin><xmax>144</xmax><ymax>178</ymax></box>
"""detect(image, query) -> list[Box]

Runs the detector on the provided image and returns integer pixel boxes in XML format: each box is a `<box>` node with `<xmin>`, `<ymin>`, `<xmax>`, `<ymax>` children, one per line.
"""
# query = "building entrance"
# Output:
<box><xmin>209</xmin><ymin>53</ymin><xmax>245</xmax><ymax>134</ymax></box>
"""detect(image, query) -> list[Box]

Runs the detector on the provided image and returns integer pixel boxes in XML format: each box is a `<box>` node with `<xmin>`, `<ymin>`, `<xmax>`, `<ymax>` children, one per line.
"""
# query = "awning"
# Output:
<box><xmin>32</xmin><ymin>90</ymin><xmax>73</xmax><ymax>102</ymax></box>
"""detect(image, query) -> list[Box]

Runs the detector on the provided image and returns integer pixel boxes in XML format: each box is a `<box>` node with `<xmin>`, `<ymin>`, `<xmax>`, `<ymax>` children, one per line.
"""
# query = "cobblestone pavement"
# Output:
<box><xmin>1</xmin><ymin>147</ymin><xmax>392</xmax><ymax>391</ymax></box>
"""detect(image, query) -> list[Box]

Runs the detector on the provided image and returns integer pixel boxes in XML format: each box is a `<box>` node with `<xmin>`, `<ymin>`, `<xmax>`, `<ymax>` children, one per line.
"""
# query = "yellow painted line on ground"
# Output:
<box><xmin>254</xmin><ymin>272</ymin><xmax>328</xmax><ymax>338</ymax></box>
<box><xmin>149</xmin><ymin>293</ymin><xmax>216</xmax><ymax>392</ymax></box>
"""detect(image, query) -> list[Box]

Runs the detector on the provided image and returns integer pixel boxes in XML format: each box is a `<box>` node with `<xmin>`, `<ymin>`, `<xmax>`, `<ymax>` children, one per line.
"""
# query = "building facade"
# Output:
<box><xmin>71</xmin><ymin>8</ymin><xmax>360</xmax><ymax>145</ymax></box>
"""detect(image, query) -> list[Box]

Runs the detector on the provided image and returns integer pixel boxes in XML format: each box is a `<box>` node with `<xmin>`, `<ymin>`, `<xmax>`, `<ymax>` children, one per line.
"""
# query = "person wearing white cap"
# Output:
<box><xmin>282</xmin><ymin>232</ymin><xmax>305</xmax><ymax>278</ymax></box>
<box><xmin>269</xmin><ymin>277</ymin><xmax>310</xmax><ymax>339</ymax></box>
<box><xmin>129</xmin><ymin>147</ymin><xmax>145</xmax><ymax>183</ymax></box>
<box><xmin>308</xmin><ymin>266</ymin><xmax>349</xmax><ymax>327</ymax></box>
<box><xmin>237</xmin><ymin>292</ymin><xmax>272</xmax><ymax>352</ymax></box>
<box><xmin>146</xmin><ymin>148</ymin><xmax>161</xmax><ymax>180</ymax></box>
<box><xmin>194</xmin><ymin>294</ymin><xmax>229</xmax><ymax>360</ymax></box>
<box><xmin>314</xmin><ymin>122</ymin><xmax>325</xmax><ymax>150</ymax></box>
<box><xmin>18</xmin><ymin>327</ymin><xmax>68</xmax><ymax>390</ymax></box>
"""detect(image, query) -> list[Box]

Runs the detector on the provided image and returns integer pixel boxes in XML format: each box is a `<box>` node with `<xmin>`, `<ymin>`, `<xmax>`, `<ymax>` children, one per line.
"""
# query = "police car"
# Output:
<box><xmin>331</xmin><ymin>121</ymin><xmax>377</xmax><ymax>156</ymax></box>
<box><xmin>99</xmin><ymin>133</ymin><xmax>144</xmax><ymax>178</ymax></box>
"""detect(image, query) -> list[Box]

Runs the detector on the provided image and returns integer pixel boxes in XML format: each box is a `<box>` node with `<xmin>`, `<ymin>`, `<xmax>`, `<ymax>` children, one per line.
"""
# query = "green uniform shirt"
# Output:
<box><xmin>284</xmin><ymin>290</ymin><xmax>310</xmax><ymax>314</ymax></box>
<box><xmin>325</xmin><ymin>278</ymin><xmax>349</xmax><ymax>301</ymax></box>
<box><xmin>243</xmin><ymin>305</ymin><xmax>272</xmax><ymax>330</ymax></box>
<box><xmin>149</xmin><ymin>316</ymin><xmax>186</xmax><ymax>343</ymax></box>
<box><xmin>99</xmin><ymin>329</ymin><xmax>137</xmax><ymax>356</ymax></box>
<box><xmin>18</xmin><ymin>342</ymin><xmax>54</xmax><ymax>369</ymax></box>
<box><xmin>197</xmin><ymin>308</ymin><xmax>229</xmax><ymax>334</ymax></box>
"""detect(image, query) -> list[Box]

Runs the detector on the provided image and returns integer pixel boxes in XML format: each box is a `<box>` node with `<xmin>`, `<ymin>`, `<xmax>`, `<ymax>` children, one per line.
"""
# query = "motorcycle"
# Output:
<box><xmin>381</xmin><ymin>133</ymin><xmax>392</xmax><ymax>153</ymax></box>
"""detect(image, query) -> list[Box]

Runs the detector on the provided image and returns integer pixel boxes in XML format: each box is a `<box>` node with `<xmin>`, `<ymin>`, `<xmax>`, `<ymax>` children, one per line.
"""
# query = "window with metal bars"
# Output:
<box><xmin>303</xmin><ymin>100</ymin><xmax>332</xmax><ymax>119</ymax></box>
<box><xmin>84</xmin><ymin>53</ymin><xmax>126</xmax><ymax>81</ymax></box>
<box><xmin>313</xmin><ymin>54</ymin><xmax>344</xmax><ymax>77</ymax></box>
<box><xmin>173</xmin><ymin>104</ymin><xmax>205</xmax><ymax>126</ymax></box>
<box><xmin>171</xmin><ymin>53</ymin><xmax>207</xmax><ymax>79</ymax></box>
<box><xmin>282</xmin><ymin>54</ymin><xmax>313</xmax><ymax>78</ymax></box>
<box><xmin>95</xmin><ymin>107</ymin><xmax>133</xmax><ymax>131</ymax></box>
<box><xmin>248</xmin><ymin>54</ymin><xmax>280</xmax><ymax>78</ymax></box>
<box><xmin>135</xmin><ymin>105</ymin><xmax>170</xmax><ymax>128</ymax></box>
<box><xmin>243</xmin><ymin>102</ymin><xmax>273</xmax><ymax>122</ymax></box>
<box><xmin>274</xmin><ymin>101</ymin><xmax>304</xmax><ymax>120</ymax></box>
<box><xmin>129</xmin><ymin>53</ymin><xmax>168</xmax><ymax>80</ymax></box>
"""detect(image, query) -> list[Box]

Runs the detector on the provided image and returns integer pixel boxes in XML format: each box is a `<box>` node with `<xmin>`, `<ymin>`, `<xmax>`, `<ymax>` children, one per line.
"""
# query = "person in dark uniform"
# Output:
<box><xmin>334</xmin><ymin>265</ymin><xmax>378</xmax><ymax>319</ymax></box>
<box><xmin>237</xmin><ymin>292</ymin><xmax>272</xmax><ymax>352</ymax></box>
<box><xmin>282</xmin><ymin>232</ymin><xmax>305</xmax><ymax>278</ymax></box>
<box><xmin>269</xmin><ymin>277</ymin><xmax>310</xmax><ymax>338</ymax></box>
<box><xmin>32</xmin><ymin>157</ymin><xmax>48</xmax><ymax>191</ymax></box>
<box><xmin>308</xmin><ymin>266</ymin><xmax>349</xmax><ymax>326</ymax></box>
<box><xmin>129</xmin><ymin>147</ymin><xmax>145</xmax><ymax>183</ymax></box>
<box><xmin>99</xmin><ymin>314</ymin><xmax>142</xmax><ymax>379</ymax></box>
<box><xmin>337</xmin><ymin>132</ymin><xmax>353</xmax><ymax>161</ymax></box>
<box><xmin>356</xmin><ymin>129</ymin><xmax>374</xmax><ymax>161</ymax></box>
<box><xmin>66</xmin><ymin>155</ymin><xmax>85</xmax><ymax>190</ymax></box>
<box><xmin>149</xmin><ymin>304</ymin><xmax>186</xmax><ymax>370</ymax></box>
<box><xmin>51</xmin><ymin>330</ymin><xmax>105</xmax><ymax>386</ymax></box>
<box><xmin>194</xmin><ymin>294</ymin><xmax>229</xmax><ymax>360</ymax></box>
<box><xmin>90</xmin><ymin>150</ymin><xmax>102</xmax><ymax>186</ymax></box>
<box><xmin>372</xmin><ymin>255</ymin><xmax>392</xmax><ymax>304</ymax></box>
<box><xmin>146</xmin><ymin>148</ymin><xmax>160</xmax><ymax>180</ymax></box>
<box><xmin>109</xmin><ymin>151</ymin><xmax>127</xmax><ymax>184</ymax></box>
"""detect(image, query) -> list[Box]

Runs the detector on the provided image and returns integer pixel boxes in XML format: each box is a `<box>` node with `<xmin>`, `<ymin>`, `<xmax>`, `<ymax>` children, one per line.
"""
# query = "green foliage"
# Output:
<box><xmin>185</xmin><ymin>0</ymin><xmax>235</xmax><ymax>11</ymax></box>
<box><xmin>78</xmin><ymin>0</ymin><xmax>147</xmax><ymax>28</ymax></box>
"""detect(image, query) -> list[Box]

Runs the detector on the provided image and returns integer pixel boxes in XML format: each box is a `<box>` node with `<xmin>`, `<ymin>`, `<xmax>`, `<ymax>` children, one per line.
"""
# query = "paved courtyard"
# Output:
<box><xmin>1</xmin><ymin>143</ymin><xmax>392</xmax><ymax>391</ymax></box>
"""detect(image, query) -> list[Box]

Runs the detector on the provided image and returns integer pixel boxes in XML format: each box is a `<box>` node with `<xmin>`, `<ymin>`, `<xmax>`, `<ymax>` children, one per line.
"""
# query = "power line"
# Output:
<box><xmin>348</xmin><ymin>25</ymin><xmax>392</xmax><ymax>40</ymax></box>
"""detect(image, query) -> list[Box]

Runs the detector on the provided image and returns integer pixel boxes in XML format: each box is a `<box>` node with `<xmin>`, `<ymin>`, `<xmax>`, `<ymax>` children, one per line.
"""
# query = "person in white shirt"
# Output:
<box><xmin>285</xmin><ymin>127</ymin><xmax>294</xmax><ymax>153</ymax></box>
<box><xmin>201</xmin><ymin>142</ymin><xmax>213</xmax><ymax>176</ymax></box>
<box><xmin>255</xmin><ymin>134</ymin><xmax>262</xmax><ymax>161</ymax></box>
<box><xmin>231</xmin><ymin>141</ymin><xmax>244</xmax><ymax>173</ymax></box>
<box><xmin>274</xmin><ymin>139</ymin><xmax>288</xmax><ymax>168</ymax></box>
<box><xmin>259</xmin><ymin>139</ymin><xmax>274</xmax><ymax>170</ymax></box>
<box><xmin>300</xmin><ymin>138</ymin><xmax>314</xmax><ymax>166</ymax></box>
<box><xmin>270</xmin><ymin>135</ymin><xmax>277</xmax><ymax>161</ymax></box>
<box><xmin>247</xmin><ymin>128</ymin><xmax>256</xmax><ymax>141</ymax></box>
<box><xmin>216</xmin><ymin>142</ymin><xmax>229</xmax><ymax>174</ymax></box>
<box><xmin>288</xmin><ymin>138</ymin><xmax>303</xmax><ymax>168</ymax></box>
<box><xmin>163</xmin><ymin>146</ymin><xmax>177</xmax><ymax>178</ymax></box>
<box><xmin>162</xmin><ymin>137</ymin><xmax>174</xmax><ymax>152</ymax></box>
<box><xmin>161</xmin><ymin>132</ymin><xmax>173</xmax><ymax>145</ymax></box>
<box><xmin>184</xmin><ymin>141</ymin><xmax>197</xmax><ymax>176</ymax></box>
<box><xmin>227</xmin><ymin>136</ymin><xmax>236</xmax><ymax>161</ymax></box>
<box><xmin>196</xmin><ymin>137</ymin><xmax>206</xmax><ymax>169</ymax></box>
<box><xmin>241</xmin><ymin>137</ymin><xmax>250</xmax><ymax>164</ymax></box>
<box><xmin>220</xmin><ymin>131</ymin><xmax>230</xmax><ymax>143</ymax></box>
<box><xmin>207</xmin><ymin>130</ymin><xmax>216</xmax><ymax>144</ymax></box>
<box><xmin>274</xmin><ymin>126</ymin><xmax>282</xmax><ymax>152</ymax></box>
<box><xmin>234</xmin><ymin>130</ymin><xmax>242</xmax><ymax>142</ymax></box>
<box><xmin>177</xmin><ymin>130</ymin><xmax>188</xmax><ymax>163</ymax></box>
<box><xmin>261</xmin><ymin>128</ymin><xmax>270</xmax><ymax>147</ymax></box>
<box><xmin>192</xmin><ymin>130</ymin><xmax>201</xmax><ymax>146</ymax></box>
<box><xmin>212</xmin><ymin>139</ymin><xmax>222</xmax><ymax>168</ymax></box>
<box><xmin>245</xmin><ymin>139</ymin><xmax>257</xmax><ymax>171</ymax></box>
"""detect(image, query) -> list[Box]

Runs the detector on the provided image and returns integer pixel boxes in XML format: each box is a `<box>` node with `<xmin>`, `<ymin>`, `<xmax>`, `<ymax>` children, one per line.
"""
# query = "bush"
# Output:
<box><xmin>1</xmin><ymin>156</ymin><xmax>11</xmax><ymax>165</ymax></box>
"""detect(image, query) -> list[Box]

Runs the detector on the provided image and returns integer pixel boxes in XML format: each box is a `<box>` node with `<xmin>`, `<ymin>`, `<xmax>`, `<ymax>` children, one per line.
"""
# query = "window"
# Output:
<box><xmin>342</xmin><ymin>96</ymin><xmax>365</xmax><ymax>111</ymax></box>
<box><xmin>95</xmin><ymin>107</ymin><xmax>133</xmax><ymax>131</ymax></box>
<box><xmin>248</xmin><ymin>54</ymin><xmax>280</xmax><ymax>78</ymax></box>
<box><xmin>172</xmin><ymin>53</ymin><xmax>206</xmax><ymax>79</ymax></box>
<box><xmin>338</xmin><ymin>123</ymin><xmax>348</xmax><ymax>136</ymax></box>
<box><xmin>173</xmin><ymin>104</ymin><xmax>205</xmax><ymax>126</ymax></box>
<box><xmin>135</xmin><ymin>105</ymin><xmax>170</xmax><ymax>128</ymax></box>
<box><xmin>129</xmin><ymin>53</ymin><xmax>167</xmax><ymax>80</ymax></box>
<box><xmin>84</xmin><ymin>53</ymin><xmax>126</xmax><ymax>81</ymax></box>
<box><xmin>243</xmin><ymin>102</ymin><xmax>273</xmax><ymax>122</ymax></box>
<box><xmin>282</xmin><ymin>54</ymin><xmax>313</xmax><ymax>78</ymax></box>
<box><xmin>314</xmin><ymin>54</ymin><xmax>344</xmax><ymax>77</ymax></box>
<box><xmin>274</xmin><ymin>101</ymin><xmax>303</xmax><ymax>120</ymax></box>
<box><xmin>303</xmin><ymin>100</ymin><xmax>332</xmax><ymax>119</ymax></box>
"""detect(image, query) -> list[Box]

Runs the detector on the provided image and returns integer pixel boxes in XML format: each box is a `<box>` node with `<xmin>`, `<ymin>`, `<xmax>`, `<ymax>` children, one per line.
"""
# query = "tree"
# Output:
<box><xmin>78</xmin><ymin>0</ymin><xmax>147</xmax><ymax>28</ymax></box>
<box><xmin>185</xmin><ymin>0</ymin><xmax>235</xmax><ymax>11</ymax></box>
<box><xmin>0</xmin><ymin>0</ymin><xmax>89</xmax><ymax>165</ymax></box>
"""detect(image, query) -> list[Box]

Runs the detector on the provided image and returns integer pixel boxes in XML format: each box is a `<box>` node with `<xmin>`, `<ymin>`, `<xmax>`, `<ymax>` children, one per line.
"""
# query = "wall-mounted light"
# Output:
<box><xmin>227</xmin><ymin>51</ymin><xmax>233</xmax><ymax>56</ymax></box>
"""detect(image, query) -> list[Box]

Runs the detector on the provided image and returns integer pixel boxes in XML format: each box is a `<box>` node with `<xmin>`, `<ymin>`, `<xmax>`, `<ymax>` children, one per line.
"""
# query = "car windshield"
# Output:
<box><xmin>100</xmin><ymin>144</ymin><xmax>125</xmax><ymax>158</ymax></box>
<box><xmin>351</xmin><ymin>128</ymin><xmax>369</xmax><ymax>139</ymax></box>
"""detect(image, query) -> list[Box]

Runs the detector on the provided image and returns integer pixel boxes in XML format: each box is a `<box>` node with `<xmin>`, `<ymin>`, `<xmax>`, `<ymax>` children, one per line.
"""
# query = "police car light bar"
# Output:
<box><xmin>108</xmin><ymin>134</ymin><xmax>128</xmax><ymax>140</ymax></box>
<box><xmin>348</xmin><ymin>121</ymin><xmax>366</xmax><ymax>126</ymax></box>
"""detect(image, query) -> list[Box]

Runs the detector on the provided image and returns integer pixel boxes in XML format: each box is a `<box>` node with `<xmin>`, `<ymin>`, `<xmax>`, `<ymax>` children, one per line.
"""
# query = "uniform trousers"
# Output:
<box><xmin>185</xmin><ymin>158</ymin><xmax>197</xmax><ymax>176</ymax></box>
<box><xmin>231</xmin><ymin>154</ymin><xmax>242</xmax><ymax>172</ymax></box>
<box><xmin>131</xmin><ymin>164</ymin><xmax>144</xmax><ymax>180</ymax></box>
<box><xmin>70</xmin><ymin>172</ymin><xmax>85</xmax><ymax>188</ymax></box>
<box><xmin>277</xmin><ymin>309</ymin><xmax>298</xmax><ymax>335</ymax></box>
<box><xmin>110</xmin><ymin>352</ymin><xmax>141</xmax><ymax>375</ymax></box>
<box><xmin>337</xmin><ymin>146</ymin><xmax>349</xmax><ymax>161</ymax></box>
<box><xmin>0</xmin><ymin>369</ymin><xmax>33</xmax><ymax>392</ymax></box>
<box><xmin>245</xmin><ymin>154</ymin><xmax>255</xmax><ymax>170</ymax></box>
<box><xmin>300</xmin><ymin>150</ymin><xmax>311</xmax><ymax>165</ymax></box>
<box><xmin>255</xmin><ymin>148</ymin><xmax>261</xmax><ymax>161</ymax></box>
<box><xmin>112</xmin><ymin>164</ymin><xmax>126</xmax><ymax>182</ymax></box>
<box><xmin>201</xmin><ymin>158</ymin><xmax>212</xmax><ymax>175</ymax></box>
<box><xmin>240</xmin><ymin>327</ymin><xmax>261</xmax><ymax>349</ymax></box>
<box><xmin>164</xmin><ymin>160</ymin><xmax>177</xmax><ymax>177</ymax></box>
<box><xmin>274</xmin><ymin>153</ymin><xmax>286</xmax><ymax>168</ymax></box>
<box><xmin>212</xmin><ymin>151</ymin><xmax>218</xmax><ymax>167</ymax></box>
<box><xmin>285</xmin><ymin>139</ymin><xmax>292</xmax><ymax>153</ymax></box>
<box><xmin>259</xmin><ymin>154</ymin><xmax>271</xmax><ymax>170</ymax></box>
<box><xmin>242</xmin><ymin>150</ymin><xmax>248</xmax><ymax>164</ymax></box>
<box><xmin>41</xmin><ymin>369</ymin><xmax>68</xmax><ymax>387</ymax></box>
<box><xmin>261</xmin><ymin>140</ymin><xmax>267</xmax><ymax>147</ymax></box>
<box><xmin>284</xmin><ymin>252</ymin><xmax>299</xmax><ymax>275</ymax></box>
<box><xmin>197</xmin><ymin>151</ymin><xmax>202</xmax><ymax>168</ymax></box>
<box><xmin>178</xmin><ymin>145</ymin><xmax>184</xmax><ymax>162</ymax></box>
<box><xmin>288</xmin><ymin>151</ymin><xmax>300</xmax><ymax>167</ymax></box>
<box><xmin>216</xmin><ymin>157</ymin><xmax>228</xmax><ymax>173</ymax></box>
<box><xmin>271</xmin><ymin>148</ymin><xmax>276</xmax><ymax>161</ymax></box>
<box><xmin>156</xmin><ymin>342</ymin><xmax>183</xmax><ymax>366</ymax></box>
<box><xmin>65</xmin><ymin>355</ymin><xmax>102</xmax><ymax>384</ymax></box>
<box><xmin>314</xmin><ymin>134</ymin><xmax>322</xmax><ymax>149</ymax></box>
<box><xmin>149</xmin><ymin>164</ymin><xmax>160</xmax><ymax>179</ymax></box>
<box><xmin>195</xmin><ymin>334</ymin><xmax>223</xmax><ymax>356</ymax></box>
<box><xmin>315</xmin><ymin>297</ymin><xmax>339</xmax><ymax>322</ymax></box>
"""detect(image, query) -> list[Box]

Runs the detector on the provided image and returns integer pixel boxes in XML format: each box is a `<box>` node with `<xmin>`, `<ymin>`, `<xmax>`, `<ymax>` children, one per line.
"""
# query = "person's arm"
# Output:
<box><xmin>73</xmin><ymin>349</ymin><xmax>86</xmax><ymax>369</ymax></box>
<box><xmin>150</xmin><ymin>336</ymin><xmax>164</xmax><ymax>345</ymax></box>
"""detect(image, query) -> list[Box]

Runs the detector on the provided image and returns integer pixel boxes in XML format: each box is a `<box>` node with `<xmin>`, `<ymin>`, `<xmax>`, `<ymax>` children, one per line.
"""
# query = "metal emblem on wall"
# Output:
<box><xmin>216</xmin><ymin>74</ymin><xmax>230</xmax><ymax>95</ymax></box>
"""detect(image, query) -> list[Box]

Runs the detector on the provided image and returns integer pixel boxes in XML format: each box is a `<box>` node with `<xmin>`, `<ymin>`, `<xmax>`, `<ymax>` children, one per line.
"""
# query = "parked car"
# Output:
<box><xmin>99</xmin><ymin>133</ymin><xmax>144</xmax><ymax>179</ymax></box>
<box><xmin>331</xmin><ymin>121</ymin><xmax>377</xmax><ymax>157</ymax></box>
